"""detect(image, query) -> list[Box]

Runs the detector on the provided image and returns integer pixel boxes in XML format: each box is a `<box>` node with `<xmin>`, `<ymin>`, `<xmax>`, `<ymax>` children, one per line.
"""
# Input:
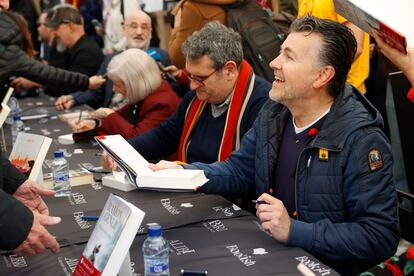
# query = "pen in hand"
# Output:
<box><xmin>252</xmin><ymin>200</ymin><xmax>267</xmax><ymax>205</ymax></box>
<box><xmin>77</xmin><ymin>111</ymin><xmax>83</xmax><ymax>124</ymax></box>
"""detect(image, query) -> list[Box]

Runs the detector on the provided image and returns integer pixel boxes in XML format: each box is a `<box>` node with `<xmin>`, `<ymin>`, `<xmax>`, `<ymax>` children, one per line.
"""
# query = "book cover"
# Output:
<box><xmin>0</xmin><ymin>103</ymin><xmax>10</xmax><ymax>128</ymax></box>
<box><xmin>9</xmin><ymin>132</ymin><xmax>52</xmax><ymax>181</ymax></box>
<box><xmin>73</xmin><ymin>193</ymin><xmax>145</xmax><ymax>276</ymax></box>
<box><xmin>0</xmin><ymin>87</ymin><xmax>14</xmax><ymax>127</ymax></box>
<box><xmin>334</xmin><ymin>0</ymin><xmax>407</xmax><ymax>54</ymax></box>
<box><xmin>43</xmin><ymin>168</ymin><xmax>94</xmax><ymax>189</ymax></box>
<box><xmin>95</xmin><ymin>135</ymin><xmax>208</xmax><ymax>191</ymax></box>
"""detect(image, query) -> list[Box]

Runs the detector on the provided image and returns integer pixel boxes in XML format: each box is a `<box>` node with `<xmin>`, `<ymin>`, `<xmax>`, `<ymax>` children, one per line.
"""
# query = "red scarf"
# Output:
<box><xmin>178</xmin><ymin>60</ymin><xmax>255</xmax><ymax>163</ymax></box>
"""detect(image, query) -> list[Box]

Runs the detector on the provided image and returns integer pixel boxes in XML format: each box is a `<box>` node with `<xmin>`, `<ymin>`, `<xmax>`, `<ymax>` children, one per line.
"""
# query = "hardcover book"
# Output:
<box><xmin>43</xmin><ymin>168</ymin><xmax>94</xmax><ymax>189</ymax></box>
<box><xmin>9</xmin><ymin>132</ymin><xmax>52</xmax><ymax>181</ymax></box>
<box><xmin>73</xmin><ymin>193</ymin><xmax>145</xmax><ymax>276</ymax></box>
<box><xmin>334</xmin><ymin>0</ymin><xmax>407</xmax><ymax>54</ymax></box>
<box><xmin>95</xmin><ymin>135</ymin><xmax>208</xmax><ymax>191</ymax></box>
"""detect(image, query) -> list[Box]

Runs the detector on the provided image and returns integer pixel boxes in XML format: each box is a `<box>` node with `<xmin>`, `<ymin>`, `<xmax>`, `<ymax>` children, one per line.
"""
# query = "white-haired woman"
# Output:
<box><xmin>70</xmin><ymin>48</ymin><xmax>181</xmax><ymax>138</ymax></box>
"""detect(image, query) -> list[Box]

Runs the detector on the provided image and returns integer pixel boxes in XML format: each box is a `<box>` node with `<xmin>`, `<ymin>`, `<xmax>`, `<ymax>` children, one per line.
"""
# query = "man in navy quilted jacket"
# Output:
<box><xmin>152</xmin><ymin>16</ymin><xmax>400</xmax><ymax>275</ymax></box>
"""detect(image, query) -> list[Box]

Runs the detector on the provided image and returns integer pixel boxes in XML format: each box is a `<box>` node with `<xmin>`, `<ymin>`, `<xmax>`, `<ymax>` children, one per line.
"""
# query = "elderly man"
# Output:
<box><xmin>12</xmin><ymin>5</ymin><xmax>104</xmax><ymax>96</ymax></box>
<box><xmin>55</xmin><ymin>10</ymin><xmax>169</xmax><ymax>110</ymax></box>
<box><xmin>103</xmin><ymin>21</ymin><xmax>269</xmax><ymax>170</ymax></box>
<box><xmin>152</xmin><ymin>16</ymin><xmax>399</xmax><ymax>275</ymax></box>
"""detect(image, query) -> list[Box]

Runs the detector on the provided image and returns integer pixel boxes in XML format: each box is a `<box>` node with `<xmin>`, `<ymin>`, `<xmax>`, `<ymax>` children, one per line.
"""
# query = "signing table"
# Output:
<box><xmin>0</xmin><ymin>95</ymin><xmax>337</xmax><ymax>275</ymax></box>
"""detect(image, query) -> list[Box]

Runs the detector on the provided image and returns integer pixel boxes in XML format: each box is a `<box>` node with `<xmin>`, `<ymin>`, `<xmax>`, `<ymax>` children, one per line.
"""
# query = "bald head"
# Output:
<box><xmin>123</xmin><ymin>10</ymin><xmax>152</xmax><ymax>50</ymax></box>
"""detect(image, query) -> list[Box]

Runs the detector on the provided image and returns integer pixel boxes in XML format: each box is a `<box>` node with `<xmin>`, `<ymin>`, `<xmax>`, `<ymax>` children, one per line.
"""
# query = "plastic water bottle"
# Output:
<box><xmin>143</xmin><ymin>223</ymin><xmax>170</xmax><ymax>276</ymax></box>
<box><xmin>11</xmin><ymin>115</ymin><xmax>24</xmax><ymax>145</ymax></box>
<box><xmin>52</xmin><ymin>150</ymin><xmax>71</xmax><ymax>197</ymax></box>
<box><xmin>6</xmin><ymin>93</ymin><xmax>20</xmax><ymax>125</ymax></box>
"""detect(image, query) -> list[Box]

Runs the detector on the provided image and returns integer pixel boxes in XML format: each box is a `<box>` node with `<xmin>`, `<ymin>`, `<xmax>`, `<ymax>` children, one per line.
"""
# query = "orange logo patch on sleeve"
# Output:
<box><xmin>368</xmin><ymin>149</ymin><xmax>384</xmax><ymax>171</ymax></box>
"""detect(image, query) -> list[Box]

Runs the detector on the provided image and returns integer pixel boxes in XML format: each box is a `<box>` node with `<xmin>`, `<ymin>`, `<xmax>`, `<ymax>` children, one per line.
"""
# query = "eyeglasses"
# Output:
<box><xmin>125</xmin><ymin>23</ymin><xmax>150</xmax><ymax>32</ymax></box>
<box><xmin>187</xmin><ymin>69</ymin><xmax>217</xmax><ymax>87</ymax></box>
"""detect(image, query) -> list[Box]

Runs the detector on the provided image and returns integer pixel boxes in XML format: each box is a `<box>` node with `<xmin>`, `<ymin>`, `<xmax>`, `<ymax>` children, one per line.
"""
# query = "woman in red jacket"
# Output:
<box><xmin>70</xmin><ymin>48</ymin><xmax>181</xmax><ymax>138</ymax></box>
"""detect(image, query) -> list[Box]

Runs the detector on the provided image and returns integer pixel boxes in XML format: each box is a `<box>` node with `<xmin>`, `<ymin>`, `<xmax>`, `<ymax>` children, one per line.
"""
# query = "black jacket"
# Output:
<box><xmin>0</xmin><ymin>154</ymin><xmax>32</xmax><ymax>250</ymax></box>
<box><xmin>45</xmin><ymin>34</ymin><xmax>104</xmax><ymax>96</ymax></box>
<box><xmin>0</xmin><ymin>12</ymin><xmax>89</xmax><ymax>93</ymax></box>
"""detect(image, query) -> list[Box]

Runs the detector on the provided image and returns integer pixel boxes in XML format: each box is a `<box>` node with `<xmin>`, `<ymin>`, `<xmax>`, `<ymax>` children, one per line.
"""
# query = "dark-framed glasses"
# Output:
<box><xmin>187</xmin><ymin>69</ymin><xmax>217</xmax><ymax>87</ymax></box>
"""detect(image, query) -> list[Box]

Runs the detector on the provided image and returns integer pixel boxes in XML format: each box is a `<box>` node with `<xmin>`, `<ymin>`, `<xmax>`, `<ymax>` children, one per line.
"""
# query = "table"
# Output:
<box><xmin>0</xmin><ymin>95</ymin><xmax>337</xmax><ymax>275</ymax></box>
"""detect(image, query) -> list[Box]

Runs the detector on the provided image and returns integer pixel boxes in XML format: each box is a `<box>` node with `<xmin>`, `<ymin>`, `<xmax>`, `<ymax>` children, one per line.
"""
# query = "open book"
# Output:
<box><xmin>334</xmin><ymin>0</ymin><xmax>407</xmax><ymax>54</ymax></box>
<box><xmin>73</xmin><ymin>193</ymin><xmax>145</xmax><ymax>276</ymax></box>
<box><xmin>9</xmin><ymin>132</ymin><xmax>52</xmax><ymax>182</ymax></box>
<box><xmin>95</xmin><ymin>135</ymin><xmax>208</xmax><ymax>191</ymax></box>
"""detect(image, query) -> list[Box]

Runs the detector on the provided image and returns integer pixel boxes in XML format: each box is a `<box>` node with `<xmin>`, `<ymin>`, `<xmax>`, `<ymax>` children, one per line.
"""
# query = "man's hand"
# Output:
<box><xmin>55</xmin><ymin>95</ymin><xmax>74</xmax><ymax>111</ymax></box>
<box><xmin>10</xmin><ymin>77</ymin><xmax>41</xmax><ymax>92</ymax></box>
<box><xmin>93</xmin><ymin>107</ymin><xmax>114</xmax><ymax>119</ymax></box>
<box><xmin>149</xmin><ymin>160</ymin><xmax>183</xmax><ymax>171</ymax></box>
<box><xmin>68</xmin><ymin>119</ymin><xmax>96</xmax><ymax>133</ymax></box>
<box><xmin>163</xmin><ymin>65</ymin><xmax>182</xmax><ymax>79</ymax></box>
<box><xmin>13</xmin><ymin>179</ymin><xmax>55</xmax><ymax>216</ymax></box>
<box><xmin>13</xmin><ymin>212</ymin><xmax>61</xmax><ymax>256</ymax></box>
<box><xmin>373</xmin><ymin>32</ymin><xmax>414</xmax><ymax>85</ymax></box>
<box><xmin>255</xmin><ymin>193</ymin><xmax>291</xmax><ymax>243</ymax></box>
<box><xmin>102</xmin><ymin>150</ymin><xmax>117</xmax><ymax>171</ymax></box>
<box><xmin>88</xmin><ymin>75</ymin><xmax>106</xmax><ymax>90</ymax></box>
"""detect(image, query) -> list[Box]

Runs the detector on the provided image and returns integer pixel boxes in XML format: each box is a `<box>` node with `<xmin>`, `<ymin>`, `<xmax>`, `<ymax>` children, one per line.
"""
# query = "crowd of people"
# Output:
<box><xmin>1</xmin><ymin>0</ymin><xmax>414</xmax><ymax>274</ymax></box>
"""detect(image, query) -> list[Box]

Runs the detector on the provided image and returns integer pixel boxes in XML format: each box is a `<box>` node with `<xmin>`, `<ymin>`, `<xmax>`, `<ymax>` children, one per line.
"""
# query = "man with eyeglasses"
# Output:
<box><xmin>55</xmin><ymin>10</ymin><xmax>171</xmax><ymax>111</ymax></box>
<box><xmin>103</xmin><ymin>22</ymin><xmax>270</xmax><ymax>181</ymax></box>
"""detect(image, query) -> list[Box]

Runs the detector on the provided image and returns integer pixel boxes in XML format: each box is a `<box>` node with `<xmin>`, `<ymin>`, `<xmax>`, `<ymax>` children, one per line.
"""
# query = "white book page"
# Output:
<box><xmin>100</xmin><ymin>135</ymin><xmax>153</xmax><ymax>176</ymax></box>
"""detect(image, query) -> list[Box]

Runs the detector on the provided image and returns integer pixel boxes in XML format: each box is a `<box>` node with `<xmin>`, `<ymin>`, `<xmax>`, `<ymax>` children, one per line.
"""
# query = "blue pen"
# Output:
<box><xmin>77</xmin><ymin>111</ymin><xmax>83</xmax><ymax>124</ymax></box>
<box><xmin>80</xmin><ymin>216</ymin><xmax>99</xmax><ymax>221</ymax></box>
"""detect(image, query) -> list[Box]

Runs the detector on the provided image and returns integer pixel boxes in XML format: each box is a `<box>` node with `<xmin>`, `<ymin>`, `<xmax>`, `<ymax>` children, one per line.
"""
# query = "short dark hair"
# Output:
<box><xmin>290</xmin><ymin>16</ymin><xmax>357</xmax><ymax>97</ymax></box>
<box><xmin>182</xmin><ymin>21</ymin><xmax>243</xmax><ymax>70</ymax></box>
<box><xmin>45</xmin><ymin>6</ymin><xmax>82</xmax><ymax>28</ymax></box>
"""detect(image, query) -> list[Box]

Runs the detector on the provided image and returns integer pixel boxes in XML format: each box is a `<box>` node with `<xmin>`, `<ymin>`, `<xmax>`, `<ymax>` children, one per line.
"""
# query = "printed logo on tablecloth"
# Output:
<box><xmin>225</xmin><ymin>245</ymin><xmax>256</xmax><ymax>267</ymax></box>
<box><xmin>160</xmin><ymin>198</ymin><xmax>181</xmax><ymax>215</ymax></box>
<box><xmin>57</xmin><ymin>256</ymin><xmax>78</xmax><ymax>274</ymax></box>
<box><xmin>91</xmin><ymin>182</ymin><xmax>103</xmax><ymax>190</ymax></box>
<box><xmin>168</xmin><ymin>240</ymin><xmax>196</xmax><ymax>255</ymax></box>
<box><xmin>180</xmin><ymin>203</ymin><xmax>194</xmax><ymax>208</ymax></box>
<box><xmin>69</xmin><ymin>192</ymin><xmax>87</xmax><ymax>205</ymax></box>
<box><xmin>252</xmin><ymin>248</ymin><xmax>268</xmax><ymax>255</ymax></box>
<box><xmin>202</xmin><ymin>219</ymin><xmax>229</xmax><ymax>233</ymax></box>
<box><xmin>295</xmin><ymin>256</ymin><xmax>332</xmax><ymax>275</ymax></box>
<box><xmin>74</xmin><ymin>211</ymin><xmax>93</xmax><ymax>229</ymax></box>
<box><xmin>232</xmin><ymin>204</ymin><xmax>241</xmax><ymax>211</ymax></box>
<box><xmin>212</xmin><ymin>206</ymin><xmax>234</xmax><ymax>217</ymax></box>
<box><xmin>7</xmin><ymin>255</ymin><xmax>27</xmax><ymax>268</ymax></box>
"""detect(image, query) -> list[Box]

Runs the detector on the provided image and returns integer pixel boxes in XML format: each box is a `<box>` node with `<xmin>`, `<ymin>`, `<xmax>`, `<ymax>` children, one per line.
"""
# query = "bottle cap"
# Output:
<box><xmin>54</xmin><ymin>150</ymin><xmax>64</xmax><ymax>158</ymax></box>
<box><xmin>13</xmin><ymin>115</ymin><xmax>21</xmax><ymax>121</ymax></box>
<box><xmin>147</xmin><ymin>223</ymin><xmax>162</xmax><ymax>237</ymax></box>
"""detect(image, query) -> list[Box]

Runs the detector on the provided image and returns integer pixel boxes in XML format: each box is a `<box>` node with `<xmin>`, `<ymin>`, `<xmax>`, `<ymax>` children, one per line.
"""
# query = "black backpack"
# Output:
<box><xmin>223</xmin><ymin>0</ymin><xmax>286</xmax><ymax>82</ymax></box>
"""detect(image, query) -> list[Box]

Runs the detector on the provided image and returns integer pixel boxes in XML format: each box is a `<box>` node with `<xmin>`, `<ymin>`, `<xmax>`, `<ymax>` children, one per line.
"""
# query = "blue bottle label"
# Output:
<box><xmin>150</xmin><ymin>263</ymin><xmax>168</xmax><ymax>273</ymax></box>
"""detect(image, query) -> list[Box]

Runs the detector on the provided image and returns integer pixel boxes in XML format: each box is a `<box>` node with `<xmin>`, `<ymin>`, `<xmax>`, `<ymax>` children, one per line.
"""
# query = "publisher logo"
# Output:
<box><xmin>180</xmin><ymin>202</ymin><xmax>193</xmax><ymax>208</ymax></box>
<box><xmin>295</xmin><ymin>256</ymin><xmax>332</xmax><ymax>275</ymax></box>
<box><xmin>168</xmin><ymin>240</ymin><xmax>196</xmax><ymax>255</ymax></box>
<box><xmin>225</xmin><ymin>245</ymin><xmax>256</xmax><ymax>267</ymax></box>
<box><xmin>202</xmin><ymin>220</ymin><xmax>228</xmax><ymax>233</ymax></box>
<box><xmin>212</xmin><ymin>206</ymin><xmax>234</xmax><ymax>217</ymax></box>
<box><xmin>91</xmin><ymin>181</ymin><xmax>102</xmax><ymax>190</ymax></box>
<box><xmin>160</xmin><ymin>198</ymin><xmax>181</xmax><ymax>215</ymax></box>
<box><xmin>68</xmin><ymin>192</ymin><xmax>87</xmax><ymax>205</ymax></box>
<box><xmin>9</xmin><ymin>255</ymin><xmax>27</xmax><ymax>268</ymax></box>
<box><xmin>252</xmin><ymin>248</ymin><xmax>268</xmax><ymax>255</ymax></box>
<box><xmin>73</xmin><ymin>211</ymin><xmax>92</xmax><ymax>229</ymax></box>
